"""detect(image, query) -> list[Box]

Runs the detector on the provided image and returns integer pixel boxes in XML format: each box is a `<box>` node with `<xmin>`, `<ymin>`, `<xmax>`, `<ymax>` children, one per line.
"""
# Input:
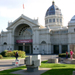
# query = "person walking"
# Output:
<box><xmin>15</xmin><ymin>52</ymin><xmax>19</xmax><ymax>60</ymax></box>
<box><xmin>70</xmin><ymin>49</ymin><xmax>73</xmax><ymax>59</ymax></box>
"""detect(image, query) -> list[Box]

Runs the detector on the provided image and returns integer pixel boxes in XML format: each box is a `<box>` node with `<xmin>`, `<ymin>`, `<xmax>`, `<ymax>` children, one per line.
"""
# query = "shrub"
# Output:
<box><xmin>0</xmin><ymin>55</ymin><xmax>3</xmax><ymax>59</ymax></box>
<box><xmin>59</xmin><ymin>53</ymin><xmax>70</xmax><ymax>58</ymax></box>
<box><xmin>17</xmin><ymin>51</ymin><xmax>25</xmax><ymax>58</ymax></box>
<box><xmin>2</xmin><ymin>50</ymin><xmax>26</xmax><ymax>58</ymax></box>
<box><xmin>1</xmin><ymin>50</ymin><xmax>8</xmax><ymax>57</ymax></box>
<box><xmin>5</xmin><ymin>51</ymin><xmax>14</xmax><ymax>57</ymax></box>
<box><xmin>12</xmin><ymin>50</ymin><xmax>25</xmax><ymax>58</ymax></box>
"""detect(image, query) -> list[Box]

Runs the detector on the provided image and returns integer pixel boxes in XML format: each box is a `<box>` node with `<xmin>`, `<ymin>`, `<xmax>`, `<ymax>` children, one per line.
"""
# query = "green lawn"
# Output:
<box><xmin>0</xmin><ymin>60</ymin><xmax>75</xmax><ymax>75</ymax></box>
<box><xmin>41</xmin><ymin>61</ymin><xmax>75</xmax><ymax>75</ymax></box>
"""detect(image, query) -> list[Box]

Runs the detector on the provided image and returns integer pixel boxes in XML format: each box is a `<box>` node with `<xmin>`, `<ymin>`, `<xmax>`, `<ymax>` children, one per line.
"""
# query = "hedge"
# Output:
<box><xmin>58</xmin><ymin>53</ymin><xmax>70</xmax><ymax>58</ymax></box>
<box><xmin>5</xmin><ymin>51</ymin><xmax>14</xmax><ymax>57</ymax></box>
<box><xmin>0</xmin><ymin>50</ymin><xmax>8</xmax><ymax>57</ymax></box>
<box><xmin>0</xmin><ymin>50</ymin><xmax>26</xmax><ymax>58</ymax></box>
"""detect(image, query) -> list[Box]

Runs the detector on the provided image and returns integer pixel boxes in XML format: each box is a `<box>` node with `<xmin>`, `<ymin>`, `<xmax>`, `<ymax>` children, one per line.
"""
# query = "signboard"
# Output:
<box><xmin>16</xmin><ymin>39</ymin><xmax>32</xmax><ymax>43</ymax></box>
<box><xmin>15</xmin><ymin>60</ymin><xmax>19</xmax><ymax>66</ymax></box>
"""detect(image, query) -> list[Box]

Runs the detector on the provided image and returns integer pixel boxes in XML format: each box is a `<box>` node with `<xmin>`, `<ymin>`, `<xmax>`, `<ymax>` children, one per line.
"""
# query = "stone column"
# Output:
<box><xmin>59</xmin><ymin>45</ymin><xmax>62</xmax><ymax>54</ymax></box>
<box><xmin>68</xmin><ymin>44</ymin><xmax>70</xmax><ymax>52</ymax></box>
<box><xmin>49</xmin><ymin>44</ymin><xmax>51</xmax><ymax>54</ymax></box>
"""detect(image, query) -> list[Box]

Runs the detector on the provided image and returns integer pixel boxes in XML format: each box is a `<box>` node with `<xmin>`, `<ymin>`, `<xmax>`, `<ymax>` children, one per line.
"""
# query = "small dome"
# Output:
<box><xmin>45</xmin><ymin>1</ymin><xmax>62</xmax><ymax>16</ymax></box>
<box><xmin>69</xmin><ymin>15</ymin><xmax>75</xmax><ymax>23</ymax></box>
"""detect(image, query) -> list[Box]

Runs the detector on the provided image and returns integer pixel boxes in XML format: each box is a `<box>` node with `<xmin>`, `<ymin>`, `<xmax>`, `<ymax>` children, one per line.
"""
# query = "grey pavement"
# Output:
<box><xmin>0</xmin><ymin>55</ymin><xmax>58</xmax><ymax>71</ymax></box>
<box><xmin>11</xmin><ymin>68</ymin><xmax>51</xmax><ymax>75</ymax></box>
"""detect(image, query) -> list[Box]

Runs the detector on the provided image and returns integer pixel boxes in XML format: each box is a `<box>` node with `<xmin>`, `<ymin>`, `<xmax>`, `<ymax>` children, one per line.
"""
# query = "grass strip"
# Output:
<box><xmin>0</xmin><ymin>60</ymin><xmax>75</xmax><ymax>75</ymax></box>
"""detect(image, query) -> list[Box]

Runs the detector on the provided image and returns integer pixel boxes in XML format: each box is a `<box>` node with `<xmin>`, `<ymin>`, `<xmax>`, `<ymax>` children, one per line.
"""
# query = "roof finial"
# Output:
<box><xmin>52</xmin><ymin>1</ymin><xmax>55</xmax><ymax>5</ymax></box>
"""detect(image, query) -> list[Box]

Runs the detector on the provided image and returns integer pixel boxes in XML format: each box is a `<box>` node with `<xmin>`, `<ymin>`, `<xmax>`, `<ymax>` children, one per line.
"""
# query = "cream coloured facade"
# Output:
<box><xmin>0</xmin><ymin>1</ymin><xmax>75</xmax><ymax>54</ymax></box>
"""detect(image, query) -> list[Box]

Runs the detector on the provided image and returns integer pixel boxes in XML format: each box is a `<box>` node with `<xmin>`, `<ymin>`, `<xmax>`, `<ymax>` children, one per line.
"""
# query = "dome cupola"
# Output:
<box><xmin>45</xmin><ymin>1</ymin><xmax>63</xmax><ymax>29</ymax></box>
<box><xmin>68</xmin><ymin>15</ymin><xmax>75</xmax><ymax>27</ymax></box>
<box><xmin>69</xmin><ymin>15</ymin><xmax>75</xmax><ymax>23</ymax></box>
<box><xmin>45</xmin><ymin>1</ymin><xmax>62</xmax><ymax>17</ymax></box>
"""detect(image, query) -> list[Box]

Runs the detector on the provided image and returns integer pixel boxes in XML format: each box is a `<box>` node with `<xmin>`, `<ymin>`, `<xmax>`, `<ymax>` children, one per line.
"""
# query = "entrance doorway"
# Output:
<box><xmin>18</xmin><ymin>44</ymin><xmax>32</xmax><ymax>54</ymax></box>
<box><xmin>54</xmin><ymin>45</ymin><xmax>59</xmax><ymax>54</ymax></box>
<box><xmin>25</xmin><ymin>45</ymin><xmax>30</xmax><ymax>54</ymax></box>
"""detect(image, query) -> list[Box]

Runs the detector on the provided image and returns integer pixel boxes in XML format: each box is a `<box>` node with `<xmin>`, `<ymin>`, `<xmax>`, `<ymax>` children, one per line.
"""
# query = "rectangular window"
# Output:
<box><xmin>49</xmin><ymin>19</ymin><xmax>52</xmax><ymax>23</ymax></box>
<box><xmin>53</xmin><ymin>19</ymin><xmax>55</xmax><ymax>22</ymax></box>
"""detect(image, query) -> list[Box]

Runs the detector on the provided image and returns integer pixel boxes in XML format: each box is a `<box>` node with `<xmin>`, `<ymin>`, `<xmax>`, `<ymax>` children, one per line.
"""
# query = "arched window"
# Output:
<box><xmin>3</xmin><ymin>42</ymin><xmax>7</xmax><ymax>45</ymax></box>
<box><xmin>19</xmin><ymin>27</ymin><xmax>32</xmax><ymax>36</ymax></box>
<box><xmin>41</xmin><ymin>41</ymin><xmax>46</xmax><ymax>44</ymax></box>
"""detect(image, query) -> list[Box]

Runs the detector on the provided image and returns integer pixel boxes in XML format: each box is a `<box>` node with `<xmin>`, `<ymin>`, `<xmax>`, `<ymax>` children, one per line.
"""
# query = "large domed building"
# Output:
<box><xmin>0</xmin><ymin>1</ymin><xmax>75</xmax><ymax>54</ymax></box>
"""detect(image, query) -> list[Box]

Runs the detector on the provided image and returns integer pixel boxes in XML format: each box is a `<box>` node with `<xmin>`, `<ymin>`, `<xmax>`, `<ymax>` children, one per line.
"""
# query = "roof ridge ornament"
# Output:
<box><xmin>52</xmin><ymin>1</ymin><xmax>55</xmax><ymax>5</ymax></box>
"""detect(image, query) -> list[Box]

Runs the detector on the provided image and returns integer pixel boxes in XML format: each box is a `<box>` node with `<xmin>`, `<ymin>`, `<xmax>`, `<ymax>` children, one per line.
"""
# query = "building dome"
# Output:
<box><xmin>45</xmin><ymin>1</ymin><xmax>62</xmax><ymax>16</ymax></box>
<box><xmin>69</xmin><ymin>15</ymin><xmax>75</xmax><ymax>23</ymax></box>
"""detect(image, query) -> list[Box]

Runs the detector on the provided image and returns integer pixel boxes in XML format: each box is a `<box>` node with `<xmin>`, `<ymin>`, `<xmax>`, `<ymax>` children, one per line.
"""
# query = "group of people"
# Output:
<box><xmin>66</xmin><ymin>49</ymin><xmax>74</xmax><ymax>59</ymax></box>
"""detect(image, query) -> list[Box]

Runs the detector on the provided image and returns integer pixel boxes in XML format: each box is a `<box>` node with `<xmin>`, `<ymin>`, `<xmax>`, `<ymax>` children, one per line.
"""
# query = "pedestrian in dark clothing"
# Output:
<box><xmin>66</xmin><ymin>51</ymin><xmax>68</xmax><ymax>59</ymax></box>
<box><xmin>15</xmin><ymin>52</ymin><xmax>18</xmax><ymax>60</ymax></box>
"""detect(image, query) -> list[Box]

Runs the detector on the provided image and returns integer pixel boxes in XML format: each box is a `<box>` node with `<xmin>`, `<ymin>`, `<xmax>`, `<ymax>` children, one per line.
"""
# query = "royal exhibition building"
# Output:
<box><xmin>0</xmin><ymin>1</ymin><xmax>75</xmax><ymax>54</ymax></box>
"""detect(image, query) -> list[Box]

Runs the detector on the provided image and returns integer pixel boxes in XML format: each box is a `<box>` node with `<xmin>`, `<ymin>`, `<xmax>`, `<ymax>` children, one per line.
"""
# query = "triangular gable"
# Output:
<box><xmin>7</xmin><ymin>14</ymin><xmax>40</xmax><ymax>29</ymax></box>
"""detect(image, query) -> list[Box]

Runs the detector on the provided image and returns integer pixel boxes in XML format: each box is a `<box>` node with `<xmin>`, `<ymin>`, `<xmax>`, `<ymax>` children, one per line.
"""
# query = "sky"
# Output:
<box><xmin>0</xmin><ymin>0</ymin><xmax>75</xmax><ymax>32</ymax></box>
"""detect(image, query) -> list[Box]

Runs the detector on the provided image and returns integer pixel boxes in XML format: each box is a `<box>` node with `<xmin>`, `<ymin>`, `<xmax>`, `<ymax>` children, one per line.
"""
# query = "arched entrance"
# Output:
<box><xmin>14</xmin><ymin>24</ymin><xmax>33</xmax><ymax>54</ymax></box>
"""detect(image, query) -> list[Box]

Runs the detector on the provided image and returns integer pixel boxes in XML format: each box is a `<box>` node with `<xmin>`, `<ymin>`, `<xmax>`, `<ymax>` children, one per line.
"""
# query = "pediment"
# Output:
<box><xmin>7</xmin><ymin>14</ymin><xmax>40</xmax><ymax>29</ymax></box>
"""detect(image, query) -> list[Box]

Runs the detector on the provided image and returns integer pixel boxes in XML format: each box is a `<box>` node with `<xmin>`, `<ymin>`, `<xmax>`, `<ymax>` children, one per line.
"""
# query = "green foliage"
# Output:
<box><xmin>5</xmin><ymin>51</ymin><xmax>14</xmax><ymax>57</ymax></box>
<box><xmin>0</xmin><ymin>50</ymin><xmax>25</xmax><ymax>58</ymax></box>
<box><xmin>0</xmin><ymin>50</ymin><xmax>8</xmax><ymax>57</ymax></box>
<box><xmin>17</xmin><ymin>51</ymin><xmax>25</xmax><ymax>58</ymax></box>
<box><xmin>12</xmin><ymin>50</ymin><xmax>18</xmax><ymax>56</ymax></box>
<box><xmin>40</xmin><ymin>62</ymin><xmax>75</xmax><ymax>75</ymax></box>
<box><xmin>58</xmin><ymin>53</ymin><xmax>70</xmax><ymax>58</ymax></box>
<box><xmin>0</xmin><ymin>55</ymin><xmax>3</xmax><ymax>59</ymax></box>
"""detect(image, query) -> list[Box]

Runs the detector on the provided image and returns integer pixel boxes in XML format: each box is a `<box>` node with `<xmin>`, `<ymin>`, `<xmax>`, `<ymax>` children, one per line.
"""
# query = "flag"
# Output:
<box><xmin>23</xmin><ymin>4</ymin><xmax>25</xmax><ymax>9</ymax></box>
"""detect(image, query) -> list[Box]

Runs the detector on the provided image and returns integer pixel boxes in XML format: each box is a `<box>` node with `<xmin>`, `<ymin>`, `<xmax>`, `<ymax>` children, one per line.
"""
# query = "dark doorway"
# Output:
<box><xmin>18</xmin><ymin>46</ymin><xmax>23</xmax><ymax>51</ymax></box>
<box><xmin>25</xmin><ymin>45</ymin><xmax>30</xmax><ymax>54</ymax></box>
<box><xmin>17</xmin><ymin>43</ymin><xmax>32</xmax><ymax>54</ymax></box>
<box><xmin>54</xmin><ymin>45</ymin><xmax>59</xmax><ymax>54</ymax></box>
<box><xmin>62</xmin><ymin>45</ymin><xmax>68</xmax><ymax>53</ymax></box>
